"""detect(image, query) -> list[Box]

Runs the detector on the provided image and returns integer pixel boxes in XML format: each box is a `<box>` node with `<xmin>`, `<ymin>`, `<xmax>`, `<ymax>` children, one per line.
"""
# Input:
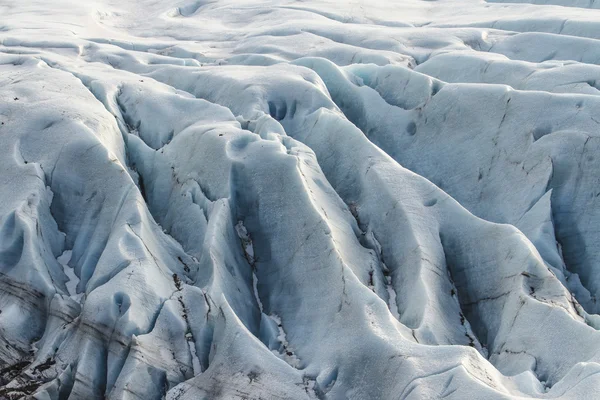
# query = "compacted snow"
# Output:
<box><xmin>2</xmin><ymin>0</ymin><xmax>600</xmax><ymax>398</ymax></box>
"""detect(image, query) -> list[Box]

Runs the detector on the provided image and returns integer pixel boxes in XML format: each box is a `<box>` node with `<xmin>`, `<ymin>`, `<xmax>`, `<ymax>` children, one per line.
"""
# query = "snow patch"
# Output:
<box><xmin>57</xmin><ymin>250</ymin><xmax>83</xmax><ymax>302</ymax></box>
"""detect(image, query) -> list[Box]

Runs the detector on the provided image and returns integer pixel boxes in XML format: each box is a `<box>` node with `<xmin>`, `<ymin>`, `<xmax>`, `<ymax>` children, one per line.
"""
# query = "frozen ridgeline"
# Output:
<box><xmin>3</xmin><ymin>0</ymin><xmax>600</xmax><ymax>399</ymax></box>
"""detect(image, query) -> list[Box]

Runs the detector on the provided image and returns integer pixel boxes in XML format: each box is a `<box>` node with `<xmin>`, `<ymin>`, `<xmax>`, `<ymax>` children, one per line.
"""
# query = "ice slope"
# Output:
<box><xmin>2</xmin><ymin>0</ymin><xmax>600</xmax><ymax>398</ymax></box>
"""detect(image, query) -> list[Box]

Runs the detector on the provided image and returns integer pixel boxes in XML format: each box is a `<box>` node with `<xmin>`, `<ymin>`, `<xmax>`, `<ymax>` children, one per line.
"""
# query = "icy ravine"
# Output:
<box><xmin>2</xmin><ymin>0</ymin><xmax>600</xmax><ymax>399</ymax></box>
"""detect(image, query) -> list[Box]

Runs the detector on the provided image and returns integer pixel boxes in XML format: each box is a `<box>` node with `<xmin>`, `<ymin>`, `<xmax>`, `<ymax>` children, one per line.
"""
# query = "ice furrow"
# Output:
<box><xmin>349</xmin><ymin>205</ymin><xmax>403</xmax><ymax>321</ymax></box>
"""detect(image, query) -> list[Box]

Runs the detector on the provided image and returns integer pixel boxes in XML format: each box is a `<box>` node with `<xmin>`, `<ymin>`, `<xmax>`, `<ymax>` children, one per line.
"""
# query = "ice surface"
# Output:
<box><xmin>2</xmin><ymin>0</ymin><xmax>600</xmax><ymax>398</ymax></box>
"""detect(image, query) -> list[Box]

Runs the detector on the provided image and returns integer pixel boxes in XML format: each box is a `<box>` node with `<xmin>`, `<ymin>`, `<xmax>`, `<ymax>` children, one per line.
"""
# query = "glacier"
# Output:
<box><xmin>2</xmin><ymin>0</ymin><xmax>600</xmax><ymax>398</ymax></box>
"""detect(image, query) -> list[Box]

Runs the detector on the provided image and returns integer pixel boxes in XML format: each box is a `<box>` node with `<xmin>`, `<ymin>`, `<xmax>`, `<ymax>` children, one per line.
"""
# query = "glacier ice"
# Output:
<box><xmin>2</xmin><ymin>0</ymin><xmax>600</xmax><ymax>398</ymax></box>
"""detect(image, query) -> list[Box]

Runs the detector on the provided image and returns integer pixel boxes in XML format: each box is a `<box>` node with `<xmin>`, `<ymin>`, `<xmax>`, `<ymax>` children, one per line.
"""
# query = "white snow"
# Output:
<box><xmin>268</xmin><ymin>313</ymin><xmax>302</xmax><ymax>369</ymax></box>
<box><xmin>186</xmin><ymin>332</ymin><xmax>202</xmax><ymax>376</ymax></box>
<box><xmin>252</xmin><ymin>272</ymin><xmax>264</xmax><ymax>313</ymax></box>
<box><xmin>385</xmin><ymin>274</ymin><xmax>401</xmax><ymax>321</ymax></box>
<box><xmin>235</xmin><ymin>220</ymin><xmax>264</xmax><ymax>314</ymax></box>
<box><xmin>235</xmin><ymin>220</ymin><xmax>255</xmax><ymax>264</ymax></box>
<box><xmin>57</xmin><ymin>250</ymin><xmax>83</xmax><ymax>302</ymax></box>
